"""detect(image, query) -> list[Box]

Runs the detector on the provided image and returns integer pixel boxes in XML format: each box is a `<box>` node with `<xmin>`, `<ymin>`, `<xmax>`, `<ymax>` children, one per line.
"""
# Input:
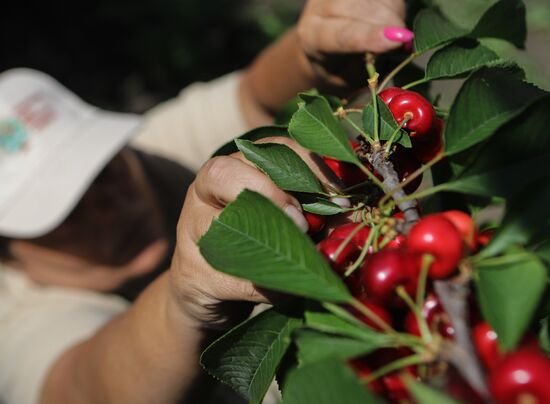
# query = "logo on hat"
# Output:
<box><xmin>0</xmin><ymin>118</ymin><xmax>28</xmax><ymax>153</ymax></box>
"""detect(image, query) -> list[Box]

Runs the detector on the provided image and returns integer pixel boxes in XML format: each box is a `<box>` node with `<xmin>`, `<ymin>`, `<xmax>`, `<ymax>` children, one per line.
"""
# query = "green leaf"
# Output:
<box><xmin>425</xmin><ymin>40</ymin><xmax>500</xmax><ymax>81</ymax></box>
<box><xmin>199</xmin><ymin>190</ymin><xmax>352</xmax><ymax>302</ymax></box>
<box><xmin>475</xmin><ymin>250</ymin><xmax>547</xmax><ymax>351</ymax></box>
<box><xmin>469</xmin><ymin>0</ymin><xmax>526</xmax><ymax>48</ymax></box>
<box><xmin>288</xmin><ymin>94</ymin><xmax>359</xmax><ymax>164</ymax></box>
<box><xmin>444</xmin><ymin>67</ymin><xmax>546</xmax><ymax>155</ymax></box>
<box><xmin>212</xmin><ymin>125</ymin><xmax>288</xmax><ymax>157</ymax></box>
<box><xmin>413</xmin><ymin>9</ymin><xmax>468</xmax><ymax>54</ymax></box>
<box><xmin>444</xmin><ymin>96</ymin><xmax>550</xmax><ymax>197</ymax></box>
<box><xmin>235</xmin><ymin>140</ymin><xmax>323</xmax><ymax>194</ymax></box>
<box><xmin>534</xmin><ymin>240</ymin><xmax>550</xmax><ymax>266</ymax></box>
<box><xmin>539</xmin><ymin>316</ymin><xmax>550</xmax><ymax>355</ymax></box>
<box><xmin>296</xmin><ymin>330</ymin><xmax>384</xmax><ymax>366</ymax></box>
<box><xmin>478</xmin><ymin>180</ymin><xmax>550</xmax><ymax>257</ymax></box>
<box><xmin>281</xmin><ymin>359</ymin><xmax>381</xmax><ymax>404</ymax></box>
<box><xmin>362</xmin><ymin>98</ymin><xmax>411</xmax><ymax>148</ymax></box>
<box><xmin>201</xmin><ymin>308</ymin><xmax>301</xmax><ymax>404</ymax></box>
<box><xmin>304</xmin><ymin>311</ymin><xmax>391</xmax><ymax>344</ymax></box>
<box><xmin>302</xmin><ymin>198</ymin><xmax>345</xmax><ymax>215</ymax></box>
<box><xmin>406</xmin><ymin>379</ymin><xmax>460</xmax><ymax>404</ymax></box>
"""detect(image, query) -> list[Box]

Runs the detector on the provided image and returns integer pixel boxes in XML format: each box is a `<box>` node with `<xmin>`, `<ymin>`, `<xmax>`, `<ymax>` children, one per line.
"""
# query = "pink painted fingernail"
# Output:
<box><xmin>383</xmin><ymin>27</ymin><xmax>414</xmax><ymax>43</ymax></box>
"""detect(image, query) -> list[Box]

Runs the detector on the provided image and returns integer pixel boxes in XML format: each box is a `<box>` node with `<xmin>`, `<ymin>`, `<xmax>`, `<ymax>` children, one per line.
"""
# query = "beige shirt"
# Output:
<box><xmin>0</xmin><ymin>71</ymin><xmax>249</xmax><ymax>404</ymax></box>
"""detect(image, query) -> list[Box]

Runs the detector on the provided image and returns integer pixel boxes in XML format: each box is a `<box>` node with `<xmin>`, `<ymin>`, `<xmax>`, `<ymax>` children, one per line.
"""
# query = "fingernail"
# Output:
<box><xmin>284</xmin><ymin>205</ymin><xmax>309</xmax><ymax>233</ymax></box>
<box><xmin>383</xmin><ymin>27</ymin><xmax>414</xmax><ymax>43</ymax></box>
<box><xmin>330</xmin><ymin>197</ymin><xmax>351</xmax><ymax>208</ymax></box>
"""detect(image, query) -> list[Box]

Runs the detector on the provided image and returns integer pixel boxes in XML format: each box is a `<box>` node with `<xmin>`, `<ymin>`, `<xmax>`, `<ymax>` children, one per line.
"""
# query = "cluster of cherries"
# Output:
<box><xmin>309</xmin><ymin>208</ymin><xmax>550</xmax><ymax>403</ymax></box>
<box><xmin>299</xmin><ymin>87</ymin><xmax>550</xmax><ymax>403</ymax></box>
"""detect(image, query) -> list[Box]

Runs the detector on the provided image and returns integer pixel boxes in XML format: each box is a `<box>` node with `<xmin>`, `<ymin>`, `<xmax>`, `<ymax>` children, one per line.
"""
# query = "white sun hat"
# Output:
<box><xmin>0</xmin><ymin>68</ymin><xmax>142</xmax><ymax>238</ymax></box>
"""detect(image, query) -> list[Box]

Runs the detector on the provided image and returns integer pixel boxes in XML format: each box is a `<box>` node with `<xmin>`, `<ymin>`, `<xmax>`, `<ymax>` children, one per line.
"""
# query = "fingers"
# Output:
<box><xmin>299</xmin><ymin>0</ymin><xmax>409</xmax><ymax>55</ymax></box>
<box><xmin>193</xmin><ymin>155</ymin><xmax>309</xmax><ymax>231</ymax></box>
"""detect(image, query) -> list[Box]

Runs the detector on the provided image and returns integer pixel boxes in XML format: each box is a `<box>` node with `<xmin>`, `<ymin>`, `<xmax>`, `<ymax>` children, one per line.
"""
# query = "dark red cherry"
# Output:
<box><xmin>407</xmin><ymin>215</ymin><xmax>464</xmax><ymax>279</ymax></box>
<box><xmin>404</xmin><ymin>293</ymin><xmax>455</xmax><ymax>339</ymax></box>
<box><xmin>304</xmin><ymin>212</ymin><xmax>326</xmax><ymax>235</ymax></box>
<box><xmin>473</xmin><ymin>321</ymin><xmax>501</xmax><ymax>370</ymax></box>
<box><xmin>388</xmin><ymin>91</ymin><xmax>435</xmax><ymax>138</ymax></box>
<box><xmin>359</xmin><ymin>248</ymin><xmax>420</xmax><ymax>306</ymax></box>
<box><xmin>323</xmin><ymin>157</ymin><xmax>368</xmax><ymax>187</ymax></box>
<box><xmin>489</xmin><ymin>348</ymin><xmax>550</xmax><ymax>404</ymax></box>
<box><xmin>318</xmin><ymin>238</ymin><xmax>360</xmax><ymax>276</ymax></box>
<box><xmin>412</xmin><ymin>118</ymin><xmax>444</xmax><ymax>163</ymax></box>
<box><xmin>477</xmin><ymin>229</ymin><xmax>496</xmax><ymax>248</ymax></box>
<box><xmin>348</xmin><ymin>359</ymin><xmax>385</xmax><ymax>395</ymax></box>
<box><xmin>329</xmin><ymin>223</ymin><xmax>372</xmax><ymax>249</ymax></box>
<box><xmin>390</xmin><ymin>146</ymin><xmax>423</xmax><ymax>194</ymax></box>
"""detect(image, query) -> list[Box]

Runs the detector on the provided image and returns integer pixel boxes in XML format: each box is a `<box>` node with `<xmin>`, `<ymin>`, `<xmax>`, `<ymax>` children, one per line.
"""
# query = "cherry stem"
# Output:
<box><xmin>401</xmin><ymin>77</ymin><xmax>429</xmax><ymax>90</ymax></box>
<box><xmin>379</xmin><ymin>152</ymin><xmax>446</xmax><ymax>210</ymax></box>
<box><xmin>363</xmin><ymin>353</ymin><xmax>426</xmax><ymax>383</ymax></box>
<box><xmin>378</xmin><ymin>52</ymin><xmax>418</xmax><ymax>93</ymax></box>
<box><xmin>334</xmin><ymin>221</ymin><xmax>368</xmax><ymax>260</ymax></box>
<box><xmin>365</xmin><ymin>52</ymin><xmax>380</xmax><ymax>142</ymax></box>
<box><xmin>344</xmin><ymin>225</ymin><xmax>379</xmax><ymax>277</ymax></box>
<box><xmin>416</xmin><ymin>254</ymin><xmax>434</xmax><ymax>309</ymax></box>
<box><xmin>342</xmin><ymin>114</ymin><xmax>375</xmax><ymax>145</ymax></box>
<box><xmin>384</xmin><ymin>115</ymin><xmax>411</xmax><ymax>154</ymax></box>
<box><xmin>350</xmin><ymin>297</ymin><xmax>397</xmax><ymax>336</ymax></box>
<box><xmin>396</xmin><ymin>286</ymin><xmax>433</xmax><ymax>344</ymax></box>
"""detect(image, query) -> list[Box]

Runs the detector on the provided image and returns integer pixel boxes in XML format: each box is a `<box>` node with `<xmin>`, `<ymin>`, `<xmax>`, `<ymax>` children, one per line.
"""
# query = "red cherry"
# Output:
<box><xmin>478</xmin><ymin>229</ymin><xmax>496</xmax><ymax>248</ymax></box>
<box><xmin>384</xmin><ymin>234</ymin><xmax>406</xmax><ymax>250</ymax></box>
<box><xmin>441</xmin><ymin>210</ymin><xmax>478</xmax><ymax>252</ymax></box>
<box><xmin>318</xmin><ymin>238</ymin><xmax>360</xmax><ymax>276</ymax></box>
<box><xmin>407</xmin><ymin>215</ymin><xmax>464</xmax><ymax>279</ymax></box>
<box><xmin>304</xmin><ymin>212</ymin><xmax>326</xmax><ymax>235</ymax></box>
<box><xmin>404</xmin><ymin>293</ymin><xmax>455</xmax><ymax>338</ymax></box>
<box><xmin>390</xmin><ymin>146</ymin><xmax>423</xmax><ymax>194</ymax></box>
<box><xmin>473</xmin><ymin>321</ymin><xmax>502</xmax><ymax>370</ymax></box>
<box><xmin>348</xmin><ymin>359</ymin><xmax>385</xmax><ymax>395</ymax></box>
<box><xmin>379</xmin><ymin>87</ymin><xmax>406</xmax><ymax>105</ymax></box>
<box><xmin>489</xmin><ymin>349</ymin><xmax>550</xmax><ymax>404</ymax></box>
<box><xmin>388</xmin><ymin>91</ymin><xmax>435</xmax><ymax>138</ymax></box>
<box><xmin>359</xmin><ymin>249</ymin><xmax>420</xmax><ymax>306</ymax></box>
<box><xmin>382</xmin><ymin>371</ymin><xmax>415</xmax><ymax>402</ymax></box>
<box><xmin>353</xmin><ymin>297</ymin><xmax>393</xmax><ymax>331</ymax></box>
<box><xmin>323</xmin><ymin>157</ymin><xmax>368</xmax><ymax>187</ymax></box>
<box><xmin>329</xmin><ymin>223</ymin><xmax>372</xmax><ymax>249</ymax></box>
<box><xmin>412</xmin><ymin>118</ymin><xmax>444</xmax><ymax>163</ymax></box>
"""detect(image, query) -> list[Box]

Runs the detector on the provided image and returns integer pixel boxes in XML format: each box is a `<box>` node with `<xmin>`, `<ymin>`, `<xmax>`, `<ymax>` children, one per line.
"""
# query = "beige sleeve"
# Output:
<box><xmin>130</xmin><ymin>71</ymin><xmax>248</xmax><ymax>172</ymax></box>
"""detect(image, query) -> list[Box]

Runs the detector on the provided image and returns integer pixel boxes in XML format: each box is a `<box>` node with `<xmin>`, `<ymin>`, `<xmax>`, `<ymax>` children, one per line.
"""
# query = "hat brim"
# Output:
<box><xmin>0</xmin><ymin>69</ymin><xmax>142</xmax><ymax>238</ymax></box>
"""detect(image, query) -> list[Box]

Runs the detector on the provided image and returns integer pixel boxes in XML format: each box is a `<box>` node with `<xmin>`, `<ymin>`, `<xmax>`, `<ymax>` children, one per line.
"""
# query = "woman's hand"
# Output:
<box><xmin>168</xmin><ymin>137</ymin><xmax>340</xmax><ymax>329</ymax></box>
<box><xmin>296</xmin><ymin>0</ymin><xmax>409</xmax><ymax>89</ymax></box>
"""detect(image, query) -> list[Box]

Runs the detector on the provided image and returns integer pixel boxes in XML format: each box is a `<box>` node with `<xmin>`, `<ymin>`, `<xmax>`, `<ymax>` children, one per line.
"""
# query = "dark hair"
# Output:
<box><xmin>0</xmin><ymin>236</ymin><xmax>11</xmax><ymax>261</ymax></box>
<box><xmin>0</xmin><ymin>149</ymin><xmax>166</xmax><ymax>267</ymax></box>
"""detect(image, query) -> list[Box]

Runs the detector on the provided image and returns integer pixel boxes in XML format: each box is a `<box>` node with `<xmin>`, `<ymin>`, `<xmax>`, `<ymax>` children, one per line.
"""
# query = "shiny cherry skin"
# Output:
<box><xmin>379</xmin><ymin>87</ymin><xmax>406</xmax><ymax>105</ymax></box>
<box><xmin>330</xmin><ymin>223</ymin><xmax>372</xmax><ymax>249</ymax></box>
<box><xmin>489</xmin><ymin>348</ymin><xmax>550</xmax><ymax>404</ymax></box>
<box><xmin>304</xmin><ymin>212</ymin><xmax>326</xmax><ymax>235</ymax></box>
<box><xmin>323</xmin><ymin>157</ymin><xmax>368</xmax><ymax>187</ymax></box>
<box><xmin>473</xmin><ymin>321</ymin><xmax>501</xmax><ymax>370</ymax></box>
<box><xmin>390</xmin><ymin>146</ymin><xmax>423</xmax><ymax>194</ymax></box>
<box><xmin>360</xmin><ymin>248</ymin><xmax>420</xmax><ymax>306</ymax></box>
<box><xmin>318</xmin><ymin>238</ymin><xmax>360</xmax><ymax>276</ymax></box>
<box><xmin>388</xmin><ymin>91</ymin><xmax>435</xmax><ymax>138</ymax></box>
<box><xmin>353</xmin><ymin>297</ymin><xmax>393</xmax><ymax>331</ymax></box>
<box><xmin>407</xmin><ymin>215</ymin><xmax>464</xmax><ymax>279</ymax></box>
<box><xmin>412</xmin><ymin>118</ymin><xmax>444</xmax><ymax>163</ymax></box>
<box><xmin>441</xmin><ymin>210</ymin><xmax>478</xmax><ymax>252</ymax></box>
<box><xmin>404</xmin><ymin>293</ymin><xmax>455</xmax><ymax>338</ymax></box>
